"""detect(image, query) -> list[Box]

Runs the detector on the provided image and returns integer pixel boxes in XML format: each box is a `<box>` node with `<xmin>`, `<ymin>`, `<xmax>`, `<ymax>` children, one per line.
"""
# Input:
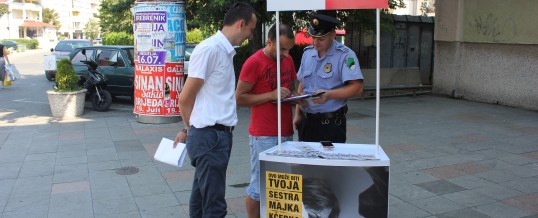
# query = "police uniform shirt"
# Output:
<box><xmin>297</xmin><ymin>40</ymin><xmax>363</xmax><ymax>114</ymax></box>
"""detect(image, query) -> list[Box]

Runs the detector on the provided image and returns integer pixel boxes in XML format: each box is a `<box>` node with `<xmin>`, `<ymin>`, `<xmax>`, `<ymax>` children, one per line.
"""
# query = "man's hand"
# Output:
<box><xmin>310</xmin><ymin>90</ymin><xmax>329</xmax><ymax>105</ymax></box>
<box><xmin>272</xmin><ymin>87</ymin><xmax>291</xmax><ymax>101</ymax></box>
<box><xmin>173</xmin><ymin>129</ymin><xmax>187</xmax><ymax>148</ymax></box>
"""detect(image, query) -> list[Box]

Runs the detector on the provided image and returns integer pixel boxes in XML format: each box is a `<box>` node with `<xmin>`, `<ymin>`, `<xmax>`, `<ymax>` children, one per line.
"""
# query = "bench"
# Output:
<box><xmin>360</xmin><ymin>67</ymin><xmax>432</xmax><ymax>99</ymax></box>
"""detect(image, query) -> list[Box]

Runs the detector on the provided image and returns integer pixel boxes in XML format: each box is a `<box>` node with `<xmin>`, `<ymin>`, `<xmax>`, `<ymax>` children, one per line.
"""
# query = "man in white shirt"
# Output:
<box><xmin>173</xmin><ymin>2</ymin><xmax>257</xmax><ymax>218</ymax></box>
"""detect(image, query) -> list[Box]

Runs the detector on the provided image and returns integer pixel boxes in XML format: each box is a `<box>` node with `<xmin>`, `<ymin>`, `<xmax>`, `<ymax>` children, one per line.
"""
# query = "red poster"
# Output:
<box><xmin>325</xmin><ymin>0</ymin><xmax>388</xmax><ymax>9</ymax></box>
<box><xmin>133</xmin><ymin>61</ymin><xmax>184</xmax><ymax>116</ymax></box>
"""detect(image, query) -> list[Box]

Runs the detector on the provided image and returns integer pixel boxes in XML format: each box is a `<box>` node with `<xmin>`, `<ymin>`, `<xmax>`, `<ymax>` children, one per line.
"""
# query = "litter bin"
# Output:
<box><xmin>17</xmin><ymin>44</ymin><xmax>27</xmax><ymax>52</ymax></box>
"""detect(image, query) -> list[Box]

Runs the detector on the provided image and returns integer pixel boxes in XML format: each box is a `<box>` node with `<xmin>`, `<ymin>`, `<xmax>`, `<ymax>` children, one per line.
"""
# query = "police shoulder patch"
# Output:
<box><xmin>336</xmin><ymin>44</ymin><xmax>349</xmax><ymax>53</ymax></box>
<box><xmin>346</xmin><ymin>57</ymin><xmax>356</xmax><ymax>71</ymax></box>
<box><xmin>304</xmin><ymin>45</ymin><xmax>314</xmax><ymax>51</ymax></box>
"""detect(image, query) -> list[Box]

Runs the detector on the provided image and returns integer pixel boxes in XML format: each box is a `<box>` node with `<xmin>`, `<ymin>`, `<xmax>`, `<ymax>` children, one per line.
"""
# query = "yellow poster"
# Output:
<box><xmin>265</xmin><ymin>171</ymin><xmax>303</xmax><ymax>218</ymax></box>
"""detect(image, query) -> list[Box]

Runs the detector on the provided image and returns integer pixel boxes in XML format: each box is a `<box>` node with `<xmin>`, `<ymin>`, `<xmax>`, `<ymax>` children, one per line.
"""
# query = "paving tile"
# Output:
<box><xmin>24</xmin><ymin>153</ymin><xmax>56</xmax><ymax>162</ymax></box>
<box><xmin>1</xmin><ymin>207</ymin><xmax>49</xmax><ymax>218</ymax></box>
<box><xmin>17</xmin><ymin>160</ymin><xmax>55</xmax><ymax>178</ymax></box>
<box><xmin>437</xmin><ymin>208</ymin><xmax>490</xmax><ymax>218</ymax></box>
<box><xmin>503</xmin><ymin>193</ymin><xmax>538</xmax><ymax>214</ymax></box>
<box><xmin>51</xmin><ymin>181</ymin><xmax>90</xmax><ymax>195</ymax></box>
<box><xmin>173</xmin><ymin>191</ymin><xmax>191</xmax><ymax>205</ymax></box>
<box><xmin>55</xmin><ymin>156</ymin><xmax>88</xmax><ymax>166</ymax></box>
<box><xmin>90</xmin><ymin>176</ymin><xmax>129</xmax><ymax>190</ymax></box>
<box><xmin>388</xmin><ymin>202</ymin><xmax>431</xmax><ymax>218</ymax></box>
<box><xmin>442</xmin><ymin>189</ymin><xmax>496</xmax><ymax>207</ymax></box>
<box><xmin>473</xmin><ymin>201</ymin><xmax>531</xmax><ymax>218</ymax></box>
<box><xmin>501</xmin><ymin>176</ymin><xmax>538</xmax><ymax>194</ymax></box>
<box><xmin>447</xmin><ymin>175</ymin><xmax>497</xmax><ymax>189</ymax></box>
<box><xmin>26</xmin><ymin>143</ymin><xmax>58</xmax><ymax>155</ymax></box>
<box><xmin>423</xmin><ymin>162</ymin><xmax>491</xmax><ymax>179</ymax></box>
<box><xmin>94</xmin><ymin>211</ymin><xmax>142</xmax><ymax>218</ymax></box>
<box><xmin>9</xmin><ymin>175</ymin><xmax>52</xmax><ymax>199</ymax></box>
<box><xmin>474</xmin><ymin>184</ymin><xmax>525</xmax><ymax>200</ymax></box>
<box><xmin>91</xmin><ymin>186</ymin><xmax>133</xmax><ymax>201</ymax></box>
<box><xmin>0</xmin><ymin>162</ymin><xmax>22</xmax><ymax>180</ymax></box>
<box><xmin>474</xmin><ymin>169</ymin><xmax>521</xmax><ymax>183</ymax></box>
<box><xmin>391</xmin><ymin>171</ymin><xmax>438</xmax><ymax>185</ymax></box>
<box><xmin>130</xmin><ymin>182</ymin><xmax>172</xmax><ymax>197</ymax></box>
<box><xmin>167</xmin><ymin>178</ymin><xmax>195</xmax><ymax>194</ymax></box>
<box><xmin>57</xmin><ymin>143</ymin><xmax>86</xmax><ymax>152</ymax></box>
<box><xmin>139</xmin><ymin>205</ymin><xmax>188</xmax><ymax>218</ymax></box>
<box><xmin>409</xmin><ymin>195</ymin><xmax>464</xmax><ymax>215</ymax></box>
<box><xmin>88</xmin><ymin>160</ymin><xmax>122</xmax><ymax>171</ymax></box>
<box><xmin>522</xmin><ymin>151</ymin><xmax>538</xmax><ymax>160</ymax></box>
<box><xmin>48</xmin><ymin>191</ymin><xmax>93</xmax><ymax>217</ymax></box>
<box><xmin>4</xmin><ymin>195</ymin><xmax>50</xmax><ymax>212</ymax></box>
<box><xmin>161</xmin><ymin>170</ymin><xmax>195</xmax><ymax>182</ymax></box>
<box><xmin>415</xmin><ymin>180</ymin><xmax>467</xmax><ymax>195</ymax></box>
<box><xmin>389</xmin><ymin>184</ymin><xmax>437</xmax><ymax>202</ymax></box>
<box><xmin>134</xmin><ymin>193</ymin><xmax>180</xmax><ymax>210</ymax></box>
<box><xmin>92</xmin><ymin>197</ymin><xmax>138</xmax><ymax>215</ymax></box>
<box><xmin>52</xmin><ymin>163</ymin><xmax>89</xmax><ymax>183</ymax></box>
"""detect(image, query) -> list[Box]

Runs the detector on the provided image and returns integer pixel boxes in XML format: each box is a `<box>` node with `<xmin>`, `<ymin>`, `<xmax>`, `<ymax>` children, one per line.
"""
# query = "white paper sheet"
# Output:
<box><xmin>154</xmin><ymin>138</ymin><xmax>187</xmax><ymax>167</ymax></box>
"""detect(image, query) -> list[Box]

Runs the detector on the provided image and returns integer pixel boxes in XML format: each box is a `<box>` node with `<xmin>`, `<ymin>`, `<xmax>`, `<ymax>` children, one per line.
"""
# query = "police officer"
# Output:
<box><xmin>293</xmin><ymin>13</ymin><xmax>364</xmax><ymax>143</ymax></box>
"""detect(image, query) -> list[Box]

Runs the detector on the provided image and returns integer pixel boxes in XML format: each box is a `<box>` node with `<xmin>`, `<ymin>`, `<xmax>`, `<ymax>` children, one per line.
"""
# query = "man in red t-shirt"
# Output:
<box><xmin>236</xmin><ymin>23</ymin><xmax>297</xmax><ymax>218</ymax></box>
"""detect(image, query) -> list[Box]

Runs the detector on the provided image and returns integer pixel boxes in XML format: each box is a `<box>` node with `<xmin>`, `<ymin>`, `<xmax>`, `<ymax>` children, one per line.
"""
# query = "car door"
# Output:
<box><xmin>95</xmin><ymin>48</ymin><xmax>132</xmax><ymax>96</ymax></box>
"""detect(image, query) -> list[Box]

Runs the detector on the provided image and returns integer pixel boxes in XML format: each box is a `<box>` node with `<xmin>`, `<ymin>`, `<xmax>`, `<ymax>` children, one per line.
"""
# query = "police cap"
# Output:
<box><xmin>307</xmin><ymin>14</ymin><xmax>341</xmax><ymax>38</ymax></box>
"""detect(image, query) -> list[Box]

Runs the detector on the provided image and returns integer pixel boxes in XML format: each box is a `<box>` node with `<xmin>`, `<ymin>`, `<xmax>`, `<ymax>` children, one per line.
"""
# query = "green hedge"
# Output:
<box><xmin>6</xmin><ymin>38</ymin><xmax>39</xmax><ymax>49</ymax></box>
<box><xmin>102</xmin><ymin>32</ymin><xmax>134</xmax><ymax>45</ymax></box>
<box><xmin>186</xmin><ymin>28</ymin><xmax>204</xmax><ymax>43</ymax></box>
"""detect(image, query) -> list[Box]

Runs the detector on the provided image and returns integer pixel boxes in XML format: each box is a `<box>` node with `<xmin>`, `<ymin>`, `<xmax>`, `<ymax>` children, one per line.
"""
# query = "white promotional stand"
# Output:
<box><xmin>260</xmin><ymin>1</ymin><xmax>390</xmax><ymax>217</ymax></box>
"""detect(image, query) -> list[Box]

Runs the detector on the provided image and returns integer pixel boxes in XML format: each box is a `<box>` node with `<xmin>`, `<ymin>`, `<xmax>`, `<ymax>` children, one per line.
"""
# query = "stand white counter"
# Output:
<box><xmin>259</xmin><ymin>141</ymin><xmax>390</xmax><ymax>218</ymax></box>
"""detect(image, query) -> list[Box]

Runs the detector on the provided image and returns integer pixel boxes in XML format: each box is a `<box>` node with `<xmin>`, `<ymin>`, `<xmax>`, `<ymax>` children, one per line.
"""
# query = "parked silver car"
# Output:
<box><xmin>46</xmin><ymin>39</ymin><xmax>92</xmax><ymax>81</ymax></box>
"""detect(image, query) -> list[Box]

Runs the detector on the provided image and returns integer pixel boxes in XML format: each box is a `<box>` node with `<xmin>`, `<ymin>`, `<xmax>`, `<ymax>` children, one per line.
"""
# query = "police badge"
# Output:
<box><xmin>324</xmin><ymin>63</ymin><xmax>332</xmax><ymax>73</ymax></box>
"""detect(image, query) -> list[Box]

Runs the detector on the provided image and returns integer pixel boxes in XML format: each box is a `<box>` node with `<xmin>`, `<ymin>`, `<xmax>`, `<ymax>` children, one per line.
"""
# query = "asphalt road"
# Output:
<box><xmin>0</xmin><ymin>49</ymin><xmax>135</xmax><ymax>124</ymax></box>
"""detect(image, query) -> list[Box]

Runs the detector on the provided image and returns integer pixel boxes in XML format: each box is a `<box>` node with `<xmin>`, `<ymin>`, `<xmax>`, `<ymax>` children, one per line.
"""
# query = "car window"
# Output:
<box><xmin>122</xmin><ymin>48</ymin><xmax>134</xmax><ymax>67</ymax></box>
<box><xmin>71</xmin><ymin>49</ymin><xmax>95</xmax><ymax>65</ymax></box>
<box><xmin>96</xmin><ymin>49</ymin><xmax>125</xmax><ymax>67</ymax></box>
<box><xmin>55</xmin><ymin>41</ymin><xmax>92</xmax><ymax>51</ymax></box>
<box><xmin>55</xmin><ymin>42</ymin><xmax>73</xmax><ymax>51</ymax></box>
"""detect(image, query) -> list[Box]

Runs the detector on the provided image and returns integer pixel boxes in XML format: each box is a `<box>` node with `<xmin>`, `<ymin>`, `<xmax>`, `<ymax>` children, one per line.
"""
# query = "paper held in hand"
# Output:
<box><xmin>154</xmin><ymin>138</ymin><xmax>187</xmax><ymax>167</ymax></box>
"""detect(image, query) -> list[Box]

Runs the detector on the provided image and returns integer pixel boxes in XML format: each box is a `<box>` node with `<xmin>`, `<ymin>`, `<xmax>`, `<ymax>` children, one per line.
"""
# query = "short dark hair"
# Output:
<box><xmin>303</xmin><ymin>178</ymin><xmax>340</xmax><ymax>218</ymax></box>
<box><xmin>268</xmin><ymin>23</ymin><xmax>295</xmax><ymax>42</ymax></box>
<box><xmin>223</xmin><ymin>2</ymin><xmax>257</xmax><ymax>27</ymax></box>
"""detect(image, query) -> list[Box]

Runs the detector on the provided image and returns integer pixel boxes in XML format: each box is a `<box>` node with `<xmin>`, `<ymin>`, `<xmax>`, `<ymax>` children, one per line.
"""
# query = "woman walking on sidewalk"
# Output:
<box><xmin>0</xmin><ymin>44</ymin><xmax>11</xmax><ymax>87</ymax></box>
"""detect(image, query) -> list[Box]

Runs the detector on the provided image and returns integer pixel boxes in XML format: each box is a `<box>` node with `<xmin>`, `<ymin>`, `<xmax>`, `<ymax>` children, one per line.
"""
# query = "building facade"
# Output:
<box><xmin>0</xmin><ymin>0</ymin><xmax>99</xmax><ymax>49</ymax></box>
<box><xmin>41</xmin><ymin>0</ymin><xmax>100</xmax><ymax>40</ymax></box>
<box><xmin>434</xmin><ymin>0</ymin><xmax>538</xmax><ymax>110</ymax></box>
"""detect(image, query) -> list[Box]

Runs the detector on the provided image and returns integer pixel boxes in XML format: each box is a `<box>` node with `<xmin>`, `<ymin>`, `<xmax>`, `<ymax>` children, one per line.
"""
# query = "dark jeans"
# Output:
<box><xmin>297</xmin><ymin>107</ymin><xmax>347</xmax><ymax>143</ymax></box>
<box><xmin>186</xmin><ymin>126</ymin><xmax>233</xmax><ymax>218</ymax></box>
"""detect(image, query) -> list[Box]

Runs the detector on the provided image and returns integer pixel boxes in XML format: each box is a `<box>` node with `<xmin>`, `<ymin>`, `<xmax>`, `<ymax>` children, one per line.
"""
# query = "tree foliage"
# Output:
<box><xmin>98</xmin><ymin>0</ymin><xmax>134</xmax><ymax>35</ymax></box>
<box><xmin>43</xmin><ymin>8</ymin><xmax>61</xmax><ymax>28</ymax></box>
<box><xmin>83</xmin><ymin>18</ymin><xmax>100</xmax><ymax>40</ymax></box>
<box><xmin>96</xmin><ymin>0</ymin><xmax>405</xmax><ymax>49</ymax></box>
<box><xmin>0</xmin><ymin>4</ymin><xmax>8</xmax><ymax>17</ymax></box>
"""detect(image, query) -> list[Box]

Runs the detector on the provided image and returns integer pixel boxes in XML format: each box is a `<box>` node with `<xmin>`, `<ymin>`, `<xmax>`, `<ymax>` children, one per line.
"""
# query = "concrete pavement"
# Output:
<box><xmin>1</xmin><ymin>53</ymin><xmax>538</xmax><ymax>217</ymax></box>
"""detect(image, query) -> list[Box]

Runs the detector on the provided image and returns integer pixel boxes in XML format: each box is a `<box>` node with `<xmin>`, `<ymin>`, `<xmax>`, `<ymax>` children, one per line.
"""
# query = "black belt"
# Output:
<box><xmin>207</xmin><ymin>124</ymin><xmax>234</xmax><ymax>133</ymax></box>
<box><xmin>302</xmin><ymin>105</ymin><xmax>348</xmax><ymax>120</ymax></box>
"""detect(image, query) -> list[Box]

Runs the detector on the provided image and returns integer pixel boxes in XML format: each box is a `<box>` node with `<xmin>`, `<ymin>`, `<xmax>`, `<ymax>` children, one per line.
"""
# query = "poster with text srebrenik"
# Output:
<box><xmin>133</xmin><ymin>3</ymin><xmax>186</xmax><ymax>116</ymax></box>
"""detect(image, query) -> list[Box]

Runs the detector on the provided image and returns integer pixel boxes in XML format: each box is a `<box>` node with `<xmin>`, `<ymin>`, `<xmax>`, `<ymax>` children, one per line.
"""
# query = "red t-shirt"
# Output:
<box><xmin>239</xmin><ymin>49</ymin><xmax>297</xmax><ymax>136</ymax></box>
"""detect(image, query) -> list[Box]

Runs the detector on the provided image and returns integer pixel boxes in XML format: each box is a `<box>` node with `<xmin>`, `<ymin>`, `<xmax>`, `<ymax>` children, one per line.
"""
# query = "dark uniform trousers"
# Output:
<box><xmin>297</xmin><ymin>105</ymin><xmax>348</xmax><ymax>143</ymax></box>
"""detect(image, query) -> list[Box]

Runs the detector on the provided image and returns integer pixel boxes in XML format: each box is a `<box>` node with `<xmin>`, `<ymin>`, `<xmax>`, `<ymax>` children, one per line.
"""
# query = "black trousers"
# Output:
<box><xmin>297</xmin><ymin>106</ymin><xmax>347</xmax><ymax>143</ymax></box>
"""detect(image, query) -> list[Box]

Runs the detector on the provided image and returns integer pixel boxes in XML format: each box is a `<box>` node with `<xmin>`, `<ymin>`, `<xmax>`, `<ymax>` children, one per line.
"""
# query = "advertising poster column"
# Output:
<box><xmin>133</xmin><ymin>1</ymin><xmax>186</xmax><ymax>123</ymax></box>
